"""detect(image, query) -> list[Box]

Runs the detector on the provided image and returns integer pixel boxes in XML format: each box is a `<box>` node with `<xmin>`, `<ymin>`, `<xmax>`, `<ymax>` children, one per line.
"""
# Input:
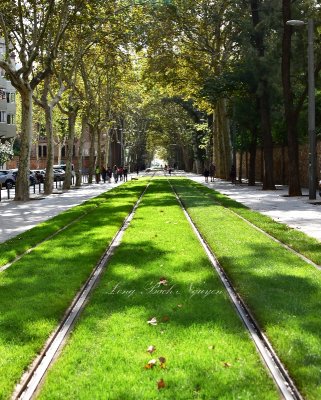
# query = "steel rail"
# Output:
<box><xmin>0</xmin><ymin>209</ymin><xmax>95</xmax><ymax>273</ymax></box>
<box><xmin>14</xmin><ymin>183</ymin><xmax>150</xmax><ymax>400</ymax></box>
<box><xmin>170</xmin><ymin>182</ymin><xmax>303</xmax><ymax>400</ymax></box>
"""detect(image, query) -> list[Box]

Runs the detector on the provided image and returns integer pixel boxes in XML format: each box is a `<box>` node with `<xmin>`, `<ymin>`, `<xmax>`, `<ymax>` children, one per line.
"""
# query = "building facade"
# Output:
<box><xmin>0</xmin><ymin>38</ymin><xmax>16</xmax><ymax>140</ymax></box>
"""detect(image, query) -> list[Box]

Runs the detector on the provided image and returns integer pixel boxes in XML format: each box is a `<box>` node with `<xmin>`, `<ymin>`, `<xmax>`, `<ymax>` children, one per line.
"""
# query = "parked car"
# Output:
<box><xmin>54</xmin><ymin>163</ymin><xmax>75</xmax><ymax>177</ymax></box>
<box><xmin>0</xmin><ymin>170</ymin><xmax>16</xmax><ymax>189</ymax></box>
<box><xmin>53</xmin><ymin>168</ymin><xmax>65</xmax><ymax>181</ymax></box>
<box><xmin>9</xmin><ymin>169</ymin><xmax>36</xmax><ymax>186</ymax></box>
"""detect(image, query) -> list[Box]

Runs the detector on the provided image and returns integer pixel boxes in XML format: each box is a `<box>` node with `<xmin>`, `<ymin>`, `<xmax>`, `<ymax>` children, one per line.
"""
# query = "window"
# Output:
<box><xmin>7</xmin><ymin>114</ymin><xmax>15</xmax><ymax>124</ymax></box>
<box><xmin>9</xmin><ymin>92</ymin><xmax>15</xmax><ymax>103</ymax></box>
<box><xmin>0</xmin><ymin>111</ymin><xmax>6</xmax><ymax>122</ymax></box>
<box><xmin>0</xmin><ymin>89</ymin><xmax>5</xmax><ymax>100</ymax></box>
<box><xmin>38</xmin><ymin>145</ymin><xmax>47</xmax><ymax>158</ymax></box>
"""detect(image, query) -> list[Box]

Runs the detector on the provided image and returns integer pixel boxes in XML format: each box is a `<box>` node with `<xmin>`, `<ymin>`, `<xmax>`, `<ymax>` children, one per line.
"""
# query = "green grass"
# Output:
<box><xmin>185</xmin><ymin>179</ymin><xmax>321</xmax><ymax>265</ymax></box>
<box><xmin>37</xmin><ymin>179</ymin><xmax>279</xmax><ymax>400</ymax></box>
<box><xmin>0</xmin><ymin>180</ymin><xmax>147</xmax><ymax>400</ymax></box>
<box><xmin>0</xmin><ymin>187</ymin><xmax>126</xmax><ymax>267</ymax></box>
<box><xmin>172</xmin><ymin>178</ymin><xmax>321</xmax><ymax>399</ymax></box>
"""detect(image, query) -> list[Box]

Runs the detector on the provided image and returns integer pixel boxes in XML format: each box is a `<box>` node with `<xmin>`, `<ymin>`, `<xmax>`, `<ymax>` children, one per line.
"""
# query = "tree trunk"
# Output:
<box><xmin>238</xmin><ymin>151</ymin><xmax>243</xmax><ymax>182</ymax></box>
<box><xmin>75</xmin><ymin>115</ymin><xmax>87</xmax><ymax>187</ymax></box>
<box><xmin>213</xmin><ymin>100</ymin><xmax>232</xmax><ymax>179</ymax></box>
<box><xmin>15</xmin><ymin>87</ymin><xmax>33</xmax><ymax>201</ymax></box>
<box><xmin>63</xmin><ymin>111</ymin><xmax>76</xmax><ymax>190</ymax></box>
<box><xmin>248</xmin><ymin>127</ymin><xmax>257</xmax><ymax>186</ymax></box>
<box><xmin>250</xmin><ymin>0</ymin><xmax>275</xmax><ymax>190</ymax></box>
<box><xmin>259</xmin><ymin>83</ymin><xmax>275</xmax><ymax>189</ymax></box>
<box><xmin>282</xmin><ymin>0</ymin><xmax>302</xmax><ymax>196</ymax></box>
<box><xmin>88</xmin><ymin>124</ymin><xmax>95</xmax><ymax>184</ymax></box>
<box><xmin>44</xmin><ymin>104</ymin><xmax>54</xmax><ymax>194</ymax></box>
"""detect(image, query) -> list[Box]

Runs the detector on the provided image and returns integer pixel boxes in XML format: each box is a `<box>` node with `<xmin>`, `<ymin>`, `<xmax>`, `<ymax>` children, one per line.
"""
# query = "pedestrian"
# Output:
<box><xmin>204</xmin><ymin>167</ymin><xmax>209</xmax><ymax>183</ymax></box>
<box><xmin>113</xmin><ymin>165</ymin><xmax>118</xmax><ymax>183</ymax></box>
<box><xmin>168</xmin><ymin>167</ymin><xmax>172</xmax><ymax>175</ymax></box>
<box><xmin>118</xmin><ymin>166</ymin><xmax>123</xmax><ymax>181</ymax></box>
<box><xmin>107</xmin><ymin>166</ymin><xmax>112</xmax><ymax>183</ymax></box>
<box><xmin>136</xmin><ymin>166</ymin><xmax>139</xmax><ymax>176</ymax></box>
<box><xmin>101</xmin><ymin>166</ymin><xmax>107</xmax><ymax>183</ymax></box>
<box><xmin>230</xmin><ymin>165</ymin><xmax>236</xmax><ymax>184</ymax></box>
<box><xmin>209</xmin><ymin>163</ymin><xmax>216</xmax><ymax>182</ymax></box>
<box><xmin>95</xmin><ymin>165</ymin><xmax>100</xmax><ymax>184</ymax></box>
<box><xmin>123</xmin><ymin>166</ymin><xmax>128</xmax><ymax>182</ymax></box>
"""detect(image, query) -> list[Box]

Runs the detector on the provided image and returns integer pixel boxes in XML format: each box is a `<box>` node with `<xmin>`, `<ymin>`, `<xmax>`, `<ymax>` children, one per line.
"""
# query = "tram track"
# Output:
<box><xmin>13</xmin><ymin>182</ymin><xmax>150</xmax><ymax>400</ymax></box>
<box><xmin>169</xmin><ymin>181</ymin><xmax>303</xmax><ymax>400</ymax></box>
<box><xmin>0</xmin><ymin>209</ymin><xmax>95</xmax><ymax>273</ymax></box>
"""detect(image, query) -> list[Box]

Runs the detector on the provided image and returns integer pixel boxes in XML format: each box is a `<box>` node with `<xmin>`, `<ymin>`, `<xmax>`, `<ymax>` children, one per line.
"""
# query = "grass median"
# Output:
<box><xmin>37</xmin><ymin>179</ymin><xmax>279</xmax><ymax>400</ymax></box>
<box><xmin>0</xmin><ymin>186</ymin><xmax>128</xmax><ymax>267</ymax></box>
<box><xmin>173</xmin><ymin>178</ymin><xmax>321</xmax><ymax>400</ymax></box>
<box><xmin>187</xmin><ymin>179</ymin><xmax>321</xmax><ymax>265</ymax></box>
<box><xmin>0</xmin><ymin>180</ymin><xmax>146</xmax><ymax>400</ymax></box>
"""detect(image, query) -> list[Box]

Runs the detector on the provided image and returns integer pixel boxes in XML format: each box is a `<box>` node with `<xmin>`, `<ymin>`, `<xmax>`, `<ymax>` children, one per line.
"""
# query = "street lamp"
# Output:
<box><xmin>286</xmin><ymin>19</ymin><xmax>316</xmax><ymax>200</ymax></box>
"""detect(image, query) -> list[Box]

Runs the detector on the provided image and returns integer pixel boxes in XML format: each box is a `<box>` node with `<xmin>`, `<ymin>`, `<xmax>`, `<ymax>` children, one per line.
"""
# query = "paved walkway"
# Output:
<box><xmin>189</xmin><ymin>175</ymin><xmax>321</xmax><ymax>243</ymax></box>
<box><xmin>0</xmin><ymin>174</ymin><xmax>320</xmax><ymax>244</ymax></box>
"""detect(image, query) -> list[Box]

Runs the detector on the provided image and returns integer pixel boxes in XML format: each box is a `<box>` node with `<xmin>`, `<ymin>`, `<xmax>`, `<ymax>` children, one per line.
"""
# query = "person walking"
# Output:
<box><xmin>107</xmin><ymin>166</ymin><xmax>112</xmax><ymax>183</ymax></box>
<box><xmin>203</xmin><ymin>167</ymin><xmax>209</xmax><ymax>183</ymax></box>
<box><xmin>101</xmin><ymin>166</ymin><xmax>107</xmax><ymax>183</ymax></box>
<box><xmin>209</xmin><ymin>163</ymin><xmax>216</xmax><ymax>182</ymax></box>
<box><xmin>95</xmin><ymin>165</ymin><xmax>100</xmax><ymax>184</ymax></box>
<box><xmin>123</xmin><ymin>166</ymin><xmax>128</xmax><ymax>182</ymax></box>
<box><xmin>113</xmin><ymin>165</ymin><xmax>118</xmax><ymax>183</ymax></box>
<box><xmin>230</xmin><ymin>165</ymin><xmax>236</xmax><ymax>184</ymax></box>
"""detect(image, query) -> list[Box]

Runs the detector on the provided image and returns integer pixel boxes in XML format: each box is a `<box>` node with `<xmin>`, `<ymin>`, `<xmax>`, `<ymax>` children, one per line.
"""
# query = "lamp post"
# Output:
<box><xmin>286</xmin><ymin>19</ymin><xmax>316</xmax><ymax>200</ymax></box>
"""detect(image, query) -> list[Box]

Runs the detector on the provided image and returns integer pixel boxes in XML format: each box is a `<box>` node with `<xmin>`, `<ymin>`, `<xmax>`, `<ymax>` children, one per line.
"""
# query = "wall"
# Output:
<box><xmin>237</xmin><ymin>140</ymin><xmax>321</xmax><ymax>187</ymax></box>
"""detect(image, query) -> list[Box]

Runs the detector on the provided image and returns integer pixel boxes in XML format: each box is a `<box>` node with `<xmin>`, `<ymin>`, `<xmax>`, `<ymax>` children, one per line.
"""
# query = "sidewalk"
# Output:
<box><xmin>0</xmin><ymin>181</ymin><xmax>123</xmax><ymax>243</ymax></box>
<box><xmin>189</xmin><ymin>175</ymin><xmax>321</xmax><ymax>243</ymax></box>
<box><xmin>0</xmin><ymin>174</ymin><xmax>320</xmax><ymax>244</ymax></box>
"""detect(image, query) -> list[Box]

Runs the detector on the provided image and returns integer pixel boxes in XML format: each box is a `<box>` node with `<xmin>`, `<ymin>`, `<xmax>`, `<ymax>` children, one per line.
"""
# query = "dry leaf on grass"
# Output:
<box><xmin>159</xmin><ymin>277</ymin><xmax>168</xmax><ymax>286</ymax></box>
<box><xmin>223</xmin><ymin>362</ymin><xmax>232</xmax><ymax>368</ymax></box>
<box><xmin>145</xmin><ymin>359</ymin><xmax>157</xmax><ymax>369</ymax></box>
<box><xmin>147</xmin><ymin>317</ymin><xmax>157</xmax><ymax>326</ymax></box>
<box><xmin>157</xmin><ymin>378</ymin><xmax>166</xmax><ymax>389</ymax></box>
<box><xmin>161</xmin><ymin>316</ymin><xmax>170</xmax><ymax>322</ymax></box>
<box><xmin>147</xmin><ymin>345</ymin><xmax>156</xmax><ymax>354</ymax></box>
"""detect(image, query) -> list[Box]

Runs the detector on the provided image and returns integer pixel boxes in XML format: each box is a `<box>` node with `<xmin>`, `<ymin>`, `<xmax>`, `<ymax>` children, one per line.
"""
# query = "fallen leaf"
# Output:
<box><xmin>147</xmin><ymin>345</ymin><xmax>156</xmax><ymax>354</ymax></box>
<box><xmin>147</xmin><ymin>317</ymin><xmax>157</xmax><ymax>326</ymax></box>
<box><xmin>223</xmin><ymin>362</ymin><xmax>231</xmax><ymax>368</ymax></box>
<box><xmin>177</xmin><ymin>304</ymin><xmax>183</xmax><ymax>308</ymax></box>
<box><xmin>157</xmin><ymin>378</ymin><xmax>166</xmax><ymax>389</ymax></box>
<box><xmin>161</xmin><ymin>316</ymin><xmax>170</xmax><ymax>322</ymax></box>
<box><xmin>159</xmin><ymin>277</ymin><xmax>168</xmax><ymax>286</ymax></box>
<box><xmin>145</xmin><ymin>359</ymin><xmax>157</xmax><ymax>369</ymax></box>
<box><xmin>159</xmin><ymin>356</ymin><xmax>166</xmax><ymax>364</ymax></box>
<box><xmin>208</xmin><ymin>345</ymin><xmax>214</xmax><ymax>350</ymax></box>
<box><xmin>160</xmin><ymin>362</ymin><xmax>166</xmax><ymax>369</ymax></box>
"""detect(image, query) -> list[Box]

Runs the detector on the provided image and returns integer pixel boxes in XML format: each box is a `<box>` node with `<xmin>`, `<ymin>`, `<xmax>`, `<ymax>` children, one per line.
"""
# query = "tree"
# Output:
<box><xmin>0</xmin><ymin>0</ymin><xmax>81</xmax><ymax>200</ymax></box>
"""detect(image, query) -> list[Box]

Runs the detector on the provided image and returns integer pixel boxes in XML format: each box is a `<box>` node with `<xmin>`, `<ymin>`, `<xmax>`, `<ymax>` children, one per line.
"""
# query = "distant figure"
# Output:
<box><xmin>168</xmin><ymin>167</ymin><xmax>172</xmax><ymax>175</ymax></box>
<box><xmin>123</xmin><ymin>166</ymin><xmax>128</xmax><ymax>182</ymax></box>
<box><xmin>95</xmin><ymin>166</ymin><xmax>100</xmax><ymax>184</ymax></box>
<box><xmin>136</xmin><ymin>166</ymin><xmax>139</xmax><ymax>176</ymax></box>
<box><xmin>101</xmin><ymin>166</ymin><xmax>107</xmax><ymax>183</ymax></box>
<box><xmin>107</xmin><ymin>166</ymin><xmax>112</xmax><ymax>183</ymax></box>
<box><xmin>204</xmin><ymin>168</ymin><xmax>209</xmax><ymax>183</ymax></box>
<box><xmin>113</xmin><ymin>165</ymin><xmax>118</xmax><ymax>183</ymax></box>
<box><xmin>230</xmin><ymin>165</ymin><xmax>236</xmax><ymax>184</ymax></box>
<box><xmin>209</xmin><ymin>163</ymin><xmax>216</xmax><ymax>182</ymax></box>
